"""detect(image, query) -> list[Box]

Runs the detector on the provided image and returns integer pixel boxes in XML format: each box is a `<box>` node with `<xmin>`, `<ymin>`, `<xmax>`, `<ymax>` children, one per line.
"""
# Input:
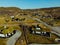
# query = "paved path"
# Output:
<box><xmin>51</xmin><ymin>27</ymin><xmax>60</xmax><ymax>33</ymax></box>
<box><xmin>7</xmin><ymin>30</ymin><xmax>22</xmax><ymax>45</ymax></box>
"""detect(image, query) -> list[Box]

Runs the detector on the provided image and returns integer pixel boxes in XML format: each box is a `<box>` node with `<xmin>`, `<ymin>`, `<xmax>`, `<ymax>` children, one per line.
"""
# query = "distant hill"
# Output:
<box><xmin>0</xmin><ymin>7</ymin><xmax>21</xmax><ymax>16</ymax></box>
<box><xmin>0</xmin><ymin>7</ymin><xmax>60</xmax><ymax>19</ymax></box>
<box><xmin>39</xmin><ymin>7</ymin><xmax>60</xmax><ymax>19</ymax></box>
<box><xmin>23</xmin><ymin>7</ymin><xmax>60</xmax><ymax>19</ymax></box>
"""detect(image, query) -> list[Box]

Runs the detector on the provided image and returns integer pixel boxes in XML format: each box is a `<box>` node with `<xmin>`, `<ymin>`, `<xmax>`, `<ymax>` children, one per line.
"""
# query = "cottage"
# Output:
<box><xmin>29</xmin><ymin>24</ymin><xmax>42</xmax><ymax>34</ymax></box>
<box><xmin>0</xmin><ymin>33</ymin><xmax>5</xmax><ymax>37</ymax></box>
<box><xmin>36</xmin><ymin>28</ymin><xmax>41</xmax><ymax>30</ymax></box>
<box><xmin>10</xmin><ymin>16</ymin><xmax>14</xmax><ymax>19</ymax></box>
<box><xmin>35</xmin><ymin>31</ymin><xmax>41</xmax><ymax>34</ymax></box>
<box><xmin>36</xmin><ymin>24</ymin><xmax>41</xmax><ymax>30</ymax></box>
<box><xmin>35</xmin><ymin>31</ymin><xmax>50</xmax><ymax>37</ymax></box>
<box><xmin>0</xmin><ymin>30</ymin><xmax>16</xmax><ymax>38</ymax></box>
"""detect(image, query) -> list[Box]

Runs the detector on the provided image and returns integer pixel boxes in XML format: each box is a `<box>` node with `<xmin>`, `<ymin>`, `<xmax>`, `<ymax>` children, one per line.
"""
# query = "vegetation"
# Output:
<box><xmin>0</xmin><ymin>7</ymin><xmax>60</xmax><ymax>45</ymax></box>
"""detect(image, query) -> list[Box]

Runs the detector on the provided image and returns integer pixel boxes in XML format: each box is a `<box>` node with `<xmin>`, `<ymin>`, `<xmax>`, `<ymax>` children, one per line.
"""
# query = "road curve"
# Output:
<box><xmin>7</xmin><ymin>30</ymin><xmax>22</xmax><ymax>45</ymax></box>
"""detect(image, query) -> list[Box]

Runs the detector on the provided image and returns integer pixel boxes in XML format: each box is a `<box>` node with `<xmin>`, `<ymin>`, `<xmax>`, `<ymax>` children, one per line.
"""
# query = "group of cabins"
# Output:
<box><xmin>10</xmin><ymin>16</ymin><xmax>25</xmax><ymax>21</ymax></box>
<box><xmin>0</xmin><ymin>30</ymin><xmax>16</xmax><ymax>38</ymax></box>
<box><xmin>29</xmin><ymin>24</ymin><xmax>50</xmax><ymax>37</ymax></box>
<box><xmin>28</xmin><ymin>24</ymin><xmax>60</xmax><ymax>42</ymax></box>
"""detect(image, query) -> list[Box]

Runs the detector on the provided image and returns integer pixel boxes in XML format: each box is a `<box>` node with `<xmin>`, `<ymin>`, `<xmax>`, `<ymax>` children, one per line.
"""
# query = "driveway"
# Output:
<box><xmin>7</xmin><ymin>30</ymin><xmax>22</xmax><ymax>45</ymax></box>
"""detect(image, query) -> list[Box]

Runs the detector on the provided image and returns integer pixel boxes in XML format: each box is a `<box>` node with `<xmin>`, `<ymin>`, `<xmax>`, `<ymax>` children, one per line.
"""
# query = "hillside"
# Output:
<box><xmin>0</xmin><ymin>7</ymin><xmax>60</xmax><ymax>45</ymax></box>
<box><xmin>0</xmin><ymin>7</ymin><xmax>60</xmax><ymax>18</ymax></box>
<box><xmin>0</xmin><ymin>7</ymin><xmax>22</xmax><ymax>16</ymax></box>
<box><xmin>23</xmin><ymin>7</ymin><xmax>60</xmax><ymax>19</ymax></box>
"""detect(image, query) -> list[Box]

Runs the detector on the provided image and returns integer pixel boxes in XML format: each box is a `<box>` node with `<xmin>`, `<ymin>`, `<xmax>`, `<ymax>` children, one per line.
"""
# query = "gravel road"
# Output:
<box><xmin>7</xmin><ymin>30</ymin><xmax>22</xmax><ymax>45</ymax></box>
